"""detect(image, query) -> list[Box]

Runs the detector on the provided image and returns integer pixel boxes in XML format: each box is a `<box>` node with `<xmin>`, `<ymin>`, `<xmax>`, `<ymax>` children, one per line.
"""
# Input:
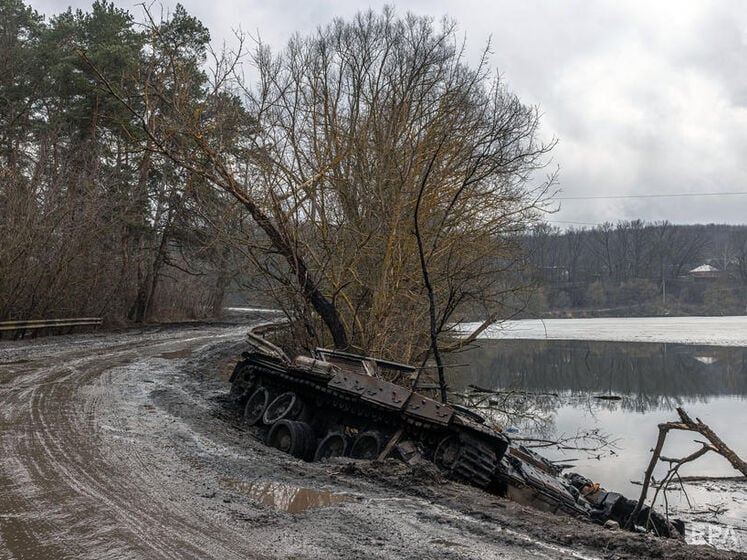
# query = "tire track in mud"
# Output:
<box><xmin>0</xmin><ymin>326</ymin><xmax>271</xmax><ymax>559</ymax></box>
<box><xmin>25</xmin><ymin>370</ymin><xmax>189</xmax><ymax>559</ymax></box>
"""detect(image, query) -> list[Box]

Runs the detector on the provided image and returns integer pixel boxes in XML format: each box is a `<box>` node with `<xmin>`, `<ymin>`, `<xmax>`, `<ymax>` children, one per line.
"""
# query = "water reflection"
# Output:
<box><xmin>446</xmin><ymin>339</ymin><xmax>747</xmax><ymax>551</ymax></box>
<box><xmin>221</xmin><ymin>478</ymin><xmax>354</xmax><ymax>513</ymax></box>
<box><xmin>448</xmin><ymin>340</ymin><xmax>747</xmax><ymax>413</ymax></box>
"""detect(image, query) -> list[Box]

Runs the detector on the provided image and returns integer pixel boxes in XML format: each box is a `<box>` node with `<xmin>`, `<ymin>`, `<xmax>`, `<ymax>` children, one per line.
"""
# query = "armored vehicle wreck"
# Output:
<box><xmin>229</xmin><ymin>341</ymin><xmax>683</xmax><ymax>538</ymax></box>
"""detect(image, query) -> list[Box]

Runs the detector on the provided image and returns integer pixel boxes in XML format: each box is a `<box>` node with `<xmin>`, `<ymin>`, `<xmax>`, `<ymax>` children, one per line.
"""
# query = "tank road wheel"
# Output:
<box><xmin>267</xmin><ymin>420</ymin><xmax>315</xmax><ymax>460</ymax></box>
<box><xmin>262</xmin><ymin>392</ymin><xmax>305</xmax><ymax>425</ymax></box>
<box><xmin>314</xmin><ymin>432</ymin><xmax>350</xmax><ymax>462</ymax></box>
<box><xmin>433</xmin><ymin>435</ymin><xmax>461</xmax><ymax>470</ymax></box>
<box><xmin>350</xmin><ymin>431</ymin><xmax>384</xmax><ymax>460</ymax></box>
<box><xmin>243</xmin><ymin>387</ymin><xmax>271</xmax><ymax>426</ymax></box>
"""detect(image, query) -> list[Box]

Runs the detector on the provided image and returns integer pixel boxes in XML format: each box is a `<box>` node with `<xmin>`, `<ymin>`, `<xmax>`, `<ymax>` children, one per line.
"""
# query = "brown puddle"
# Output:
<box><xmin>220</xmin><ymin>479</ymin><xmax>355</xmax><ymax>513</ymax></box>
<box><xmin>157</xmin><ymin>349</ymin><xmax>192</xmax><ymax>360</ymax></box>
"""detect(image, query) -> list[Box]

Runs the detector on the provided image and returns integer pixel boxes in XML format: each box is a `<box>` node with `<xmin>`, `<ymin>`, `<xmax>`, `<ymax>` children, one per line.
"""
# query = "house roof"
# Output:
<box><xmin>689</xmin><ymin>264</ymin><xmax>719</xmax><ymax>273</ymax></box>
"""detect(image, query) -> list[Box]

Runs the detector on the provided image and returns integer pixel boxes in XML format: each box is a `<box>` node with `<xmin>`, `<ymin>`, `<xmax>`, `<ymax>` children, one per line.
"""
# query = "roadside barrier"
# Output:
<box><xmin>0</xmin><ymin>318</ymin><xmax>103</xmax><ymax>339</ymax></box>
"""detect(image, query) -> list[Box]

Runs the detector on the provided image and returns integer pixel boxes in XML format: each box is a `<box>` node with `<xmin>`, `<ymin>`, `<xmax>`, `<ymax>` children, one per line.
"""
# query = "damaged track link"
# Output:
<box><xmin>228</xmin><ymin>348</ymin><xmax>684</xmax><ymax>539</ymax></box>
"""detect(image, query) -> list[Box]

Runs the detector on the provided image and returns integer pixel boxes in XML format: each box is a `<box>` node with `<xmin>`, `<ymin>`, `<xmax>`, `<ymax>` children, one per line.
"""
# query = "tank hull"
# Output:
<box><xmin>229</xmin><ymin>349</ymin><xmax>683</xmax><ymax>538</ymax></box>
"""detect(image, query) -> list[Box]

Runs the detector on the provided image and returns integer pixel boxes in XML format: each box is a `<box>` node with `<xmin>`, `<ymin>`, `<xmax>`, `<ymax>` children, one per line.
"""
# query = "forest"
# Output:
<box><xmin>2</xmin><ymin>0</ymin><xmax>745</xmax><ymax>359</ymax></box>
<box><xmin>521</xmin><ymin>221</ymin><xmax>747</xmax><ymax>317</ymax></box>
<box><xmin>0</xmin><ymin>0</ymin><xmax>556</xmax><ymax>364</ymax></box>
<box><xmin>1</xmin><ymin>0</ymin><xmax>241</xmax><ymax>324</ymax></box>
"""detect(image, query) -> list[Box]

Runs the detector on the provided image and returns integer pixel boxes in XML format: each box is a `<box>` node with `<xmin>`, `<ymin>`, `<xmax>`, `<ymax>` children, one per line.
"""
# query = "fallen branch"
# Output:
<box><xmin>513</xmin><ymin>435</ymin><xmax>618</xmax><ymax>454</ymax></box>
<box><xmin>648</xmin><ymin>442</ymin><xmax>715</xmax><ymax>516</ymax></box>
<box><xmin>630</xmin><ymin>474</ymin><xmax>745</xmax><ymax>488</ymax></box>
<box><xmin>626</xmin><ymin>407</ymin><xmax>747</xmax><ymax>531</ymax></box>
<box><xmin>689</xmin><ymin>505</ymin><xmax>729</xmax><ymax>517</ymax></box>
<box><xmin>676</xmin><ymin>408</ymin><xmax>747</xmax><ymax>476</ymax></box>
<box><xmin>675</xmin><ymin>475</ymin><xmax>746</xmax><ymax>483</ymax></box>
<box><xmin>466</xmin><ymin>384</ymin><xmax>559</xmax><ymax>398</ymax></box>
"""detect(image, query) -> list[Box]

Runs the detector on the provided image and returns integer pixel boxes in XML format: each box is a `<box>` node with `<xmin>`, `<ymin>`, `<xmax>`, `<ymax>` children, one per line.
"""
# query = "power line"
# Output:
<box><xmin>548</xmin><ymin>220</ymin><xmax>602</xmax><ymax>226</ymax></box>
<box><xmin>557</xmin><ymin>191</ymin><xmax>747</xmax><ymax>201</ymax></box>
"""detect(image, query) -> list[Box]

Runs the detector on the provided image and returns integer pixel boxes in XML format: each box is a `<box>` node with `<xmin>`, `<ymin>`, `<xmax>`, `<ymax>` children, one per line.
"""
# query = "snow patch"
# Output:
<box><xmin>459</xmin><ymin>316</ymin><xmax>747</xmax><ymax>346</ymax></box>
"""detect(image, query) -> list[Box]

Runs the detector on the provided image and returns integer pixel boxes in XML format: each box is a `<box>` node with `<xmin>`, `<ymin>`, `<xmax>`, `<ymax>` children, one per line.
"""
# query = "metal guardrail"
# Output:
<box><xmin>0</xmin><ymin>317</ymin><xmax>103</xmax><ymax>335</ymax></box>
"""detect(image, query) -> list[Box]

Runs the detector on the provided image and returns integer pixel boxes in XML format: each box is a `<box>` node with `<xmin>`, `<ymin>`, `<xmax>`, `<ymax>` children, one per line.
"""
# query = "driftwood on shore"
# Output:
<box><xmin>626</xmin><ymin>407</ymin><xmax>747</xmax><ymax>531</ymax></box>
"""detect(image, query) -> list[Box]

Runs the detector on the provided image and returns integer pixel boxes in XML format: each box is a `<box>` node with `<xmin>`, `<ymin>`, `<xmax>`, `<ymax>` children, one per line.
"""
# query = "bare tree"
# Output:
<box><xmin>245</xmin><ymin>9</ymin><xmax>556</xmax><ymax>363</ymax></box>
<box><xmin>731</xmin><ymin>228</ymin><xmax>747</xmax><ymax>282</ymax></box>
<box><xmin>90</xmin><ymin>7</ymin><xmax>554</xmax><ymax>362</ymax></box>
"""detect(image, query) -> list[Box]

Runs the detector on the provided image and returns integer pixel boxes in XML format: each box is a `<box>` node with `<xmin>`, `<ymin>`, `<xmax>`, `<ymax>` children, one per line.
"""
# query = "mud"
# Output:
<box><xmin>1</xmin><ymin>317</ymin><xmax>744</xmax><ymax>559</ymax></box>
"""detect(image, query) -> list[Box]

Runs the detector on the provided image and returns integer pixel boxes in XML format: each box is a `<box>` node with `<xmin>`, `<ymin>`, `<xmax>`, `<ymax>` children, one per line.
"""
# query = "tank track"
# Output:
<box><xmin>449</xmin><ymin>436</ymin><xmax>497</xmax><ymax>488</ymax></box>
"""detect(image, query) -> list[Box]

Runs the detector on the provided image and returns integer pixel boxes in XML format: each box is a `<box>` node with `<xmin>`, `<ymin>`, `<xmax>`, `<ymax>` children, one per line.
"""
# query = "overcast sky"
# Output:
<box><xmin>32</xmin><ymin>0</ymin><xmax>747</xmax><ymax>228</ymax></box>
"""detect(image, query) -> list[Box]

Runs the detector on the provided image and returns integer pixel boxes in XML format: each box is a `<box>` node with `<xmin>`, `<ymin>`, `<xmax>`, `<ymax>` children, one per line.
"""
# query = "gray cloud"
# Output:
<box><xmin>30</xmin><ymin>0</ymin><xmax>747</xmax><ymax>226</ymax></box>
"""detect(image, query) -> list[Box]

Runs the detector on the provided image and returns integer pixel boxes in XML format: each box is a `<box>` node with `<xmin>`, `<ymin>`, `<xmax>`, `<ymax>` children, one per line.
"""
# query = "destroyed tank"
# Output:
<box><xmin>229</xmin><ymin>338</ymin><xmax>683</xmax><ymax>538</ymax></box>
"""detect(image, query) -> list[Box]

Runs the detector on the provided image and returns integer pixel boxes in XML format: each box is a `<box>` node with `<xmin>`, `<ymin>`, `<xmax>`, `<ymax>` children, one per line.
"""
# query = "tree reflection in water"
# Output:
<box><xmin>447</xmin><ymin>340</ymin><xmax>747</xmax><ymax>414</ymax></box>
<box><xmin>446</xmin><ymin>340</ymin><xmax>746</xmax><ymax>455</ymax></box>
<box><xmin>445</xmin><ymin>340</ymin><xmax>747</xmax><ymax>550</ymax></box>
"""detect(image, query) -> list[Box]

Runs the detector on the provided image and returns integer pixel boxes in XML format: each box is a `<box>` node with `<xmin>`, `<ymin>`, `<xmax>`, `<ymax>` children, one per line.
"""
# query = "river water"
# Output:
<box><xmin>449</xmin><ymin>317</ymin><xmax>747</xmax><ymax>551</ymax></box>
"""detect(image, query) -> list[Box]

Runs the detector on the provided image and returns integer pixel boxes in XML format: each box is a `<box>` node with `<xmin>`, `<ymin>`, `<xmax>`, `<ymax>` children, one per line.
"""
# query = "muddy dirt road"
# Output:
<box><xmin>1</xmin><ymin>319</ymin><xmax>743</xmax><ymax>559</ymax></box>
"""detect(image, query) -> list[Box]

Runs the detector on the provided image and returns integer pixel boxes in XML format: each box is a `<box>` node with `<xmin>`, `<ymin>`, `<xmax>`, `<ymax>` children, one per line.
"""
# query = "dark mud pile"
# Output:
<box><xmin>1</xmin><ymin>319</ymin><xmax>744</xmax><ymax>559</ymax></box>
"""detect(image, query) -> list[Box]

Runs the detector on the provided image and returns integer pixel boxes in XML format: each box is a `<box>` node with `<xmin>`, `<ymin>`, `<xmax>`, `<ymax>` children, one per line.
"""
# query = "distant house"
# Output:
<box><xmin>688</xmin><ymin>264</ymin><xmax>721</xmax><ymax>280</ymax></box>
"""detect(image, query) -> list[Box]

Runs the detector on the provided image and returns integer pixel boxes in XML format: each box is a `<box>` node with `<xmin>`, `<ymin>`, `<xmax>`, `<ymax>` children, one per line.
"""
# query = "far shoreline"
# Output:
<box><xmin>458</xmin><ymin>316</ymin><xmax>747</xmax><ymax>347</ymax></box>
